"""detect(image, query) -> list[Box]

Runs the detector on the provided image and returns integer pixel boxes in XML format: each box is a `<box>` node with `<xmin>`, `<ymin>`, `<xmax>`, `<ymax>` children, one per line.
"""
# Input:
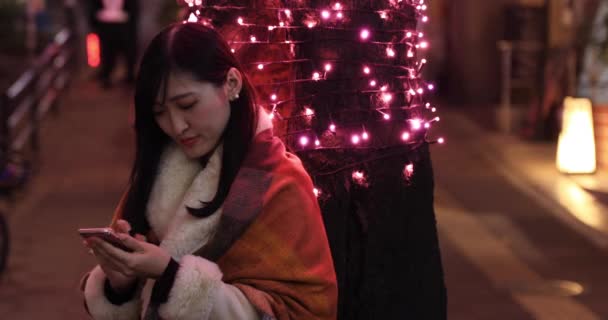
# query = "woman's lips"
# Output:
<box><xmin>179</xmin><ymin>136</ymin><xmax>199</xmax><ymax>148</ymax></box>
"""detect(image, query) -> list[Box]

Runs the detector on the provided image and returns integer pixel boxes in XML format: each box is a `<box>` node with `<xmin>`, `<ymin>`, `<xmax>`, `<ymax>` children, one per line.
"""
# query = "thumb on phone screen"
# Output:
<box><xmin>113</xmin><ymin>219</ymin><xmax>131</xmax><ymax>234</ymax></box>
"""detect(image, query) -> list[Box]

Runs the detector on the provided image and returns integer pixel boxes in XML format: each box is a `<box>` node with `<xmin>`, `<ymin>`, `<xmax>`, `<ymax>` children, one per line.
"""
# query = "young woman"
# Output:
<box><xmin>80</xmin><ymin>22</ymin><xmax>337</xmax><ymax>320</ymax></box>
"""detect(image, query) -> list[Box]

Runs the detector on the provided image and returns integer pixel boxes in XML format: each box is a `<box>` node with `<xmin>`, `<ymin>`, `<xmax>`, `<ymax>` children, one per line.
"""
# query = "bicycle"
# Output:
<box><xmin>0</xmin><ymin>155</ymin><xmax>30</xmax><ymax>276</ymax></box>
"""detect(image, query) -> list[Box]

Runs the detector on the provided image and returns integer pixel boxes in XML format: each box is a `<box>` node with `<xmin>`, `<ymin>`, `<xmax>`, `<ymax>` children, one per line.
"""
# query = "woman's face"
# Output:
<box><xmin>153</xmin><ymin>71</ymin><xmax>235</xmax><ymax>159</ymax></box>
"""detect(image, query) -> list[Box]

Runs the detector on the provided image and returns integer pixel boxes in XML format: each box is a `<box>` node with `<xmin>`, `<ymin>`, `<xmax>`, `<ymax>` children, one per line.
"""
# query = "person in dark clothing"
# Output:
<box><xmin>87</xmin><ymin>0</ymin><xmax>139</xmax><ymax>88</ymax></box>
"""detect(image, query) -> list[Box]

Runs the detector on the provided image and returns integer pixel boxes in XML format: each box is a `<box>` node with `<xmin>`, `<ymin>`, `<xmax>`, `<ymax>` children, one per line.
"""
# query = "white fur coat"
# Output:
<box><xmin>83</xmin><ymin>110</ymin><xmax>273</xmax><ymax>320</ymax></box>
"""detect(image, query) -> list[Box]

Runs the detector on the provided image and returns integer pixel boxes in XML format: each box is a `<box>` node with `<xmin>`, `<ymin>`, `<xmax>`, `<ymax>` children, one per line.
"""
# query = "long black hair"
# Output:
<box><xmin>121</xmin><ymin>23</ymin><xmax>258</xmax><ymax>234</ymax></box>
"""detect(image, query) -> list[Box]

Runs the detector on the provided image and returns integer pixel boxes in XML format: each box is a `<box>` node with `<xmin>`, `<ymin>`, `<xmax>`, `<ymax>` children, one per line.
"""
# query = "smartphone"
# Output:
<box><xmin>79</xmin><ymin>227</ymin><xmax>133</xmax><ymax>252</ymax></box>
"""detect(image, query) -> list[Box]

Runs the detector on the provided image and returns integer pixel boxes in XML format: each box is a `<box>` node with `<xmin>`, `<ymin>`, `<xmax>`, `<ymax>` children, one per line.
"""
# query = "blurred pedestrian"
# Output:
<box><xmin>87</xmin><ymin>0</ymin><xmax>139</xmax><ymax>88</ymax></box>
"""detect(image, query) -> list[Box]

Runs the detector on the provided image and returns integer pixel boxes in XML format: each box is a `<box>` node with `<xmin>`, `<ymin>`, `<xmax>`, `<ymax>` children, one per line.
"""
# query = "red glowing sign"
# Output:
<box><xmin>86</xmin><ymin>33</ymin><xmax>100</xmax><ymax>68</ymax></box>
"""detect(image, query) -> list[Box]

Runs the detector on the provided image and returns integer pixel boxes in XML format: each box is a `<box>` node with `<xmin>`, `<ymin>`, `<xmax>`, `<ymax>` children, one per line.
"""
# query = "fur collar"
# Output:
<box><xmin>146</xmin><ymin>108</ymin><xmax>273</xmax><ymax>258</ymax></box>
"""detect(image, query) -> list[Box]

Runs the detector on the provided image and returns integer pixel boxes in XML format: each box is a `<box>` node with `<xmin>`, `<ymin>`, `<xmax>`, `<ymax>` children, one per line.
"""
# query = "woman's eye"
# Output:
<box><xmin>179</xmin><ymin>103</ymin><xmax>195</xmax><ymax>110</ymax></box>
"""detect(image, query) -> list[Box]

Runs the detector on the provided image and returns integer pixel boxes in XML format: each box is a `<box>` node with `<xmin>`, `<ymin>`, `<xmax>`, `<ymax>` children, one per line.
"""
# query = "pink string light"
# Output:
<box><xmin>179</xmin><ymin>0</ymin><xmax>444</xmax><ymax>188</ymax></box>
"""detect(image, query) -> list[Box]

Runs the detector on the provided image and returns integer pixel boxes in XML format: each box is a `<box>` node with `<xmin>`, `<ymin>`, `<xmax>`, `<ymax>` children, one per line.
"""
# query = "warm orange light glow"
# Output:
<box><xmin>86</xmin><ymin>33</ymin><xmax>100</xmax><ymax>68</ymax></box>
<box><xmin>556</xmin><ymin>97</ymin><xmax>596</xmax><ymax>174</ymax></box>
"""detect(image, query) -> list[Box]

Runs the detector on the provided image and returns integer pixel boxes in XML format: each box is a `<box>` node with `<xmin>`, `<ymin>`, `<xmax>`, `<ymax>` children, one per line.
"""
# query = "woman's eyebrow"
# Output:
<box><xmin>168</xmin><ymin>92</ymin><xmax>195</xmax><ymax>102</ymax></box>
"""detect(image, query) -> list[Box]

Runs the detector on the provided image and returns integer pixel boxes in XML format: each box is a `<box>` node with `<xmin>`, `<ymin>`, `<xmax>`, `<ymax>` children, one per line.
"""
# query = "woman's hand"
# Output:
<box><xmin>84</xmin><ymin>220</ymin><xmax>172</xmax><ymax>292</ymax></box>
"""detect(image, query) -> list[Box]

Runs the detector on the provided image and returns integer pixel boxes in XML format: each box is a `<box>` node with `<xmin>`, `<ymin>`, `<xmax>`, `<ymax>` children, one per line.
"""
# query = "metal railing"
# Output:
<box><xmin>0</xmin><ymin>20</ymin><xmax>78</xmax><ymax>168</ymax></box>
<box><xmin>0</xmin><ymin>6</ymin><xmax>78</xmax><ymax>277</ymax></box>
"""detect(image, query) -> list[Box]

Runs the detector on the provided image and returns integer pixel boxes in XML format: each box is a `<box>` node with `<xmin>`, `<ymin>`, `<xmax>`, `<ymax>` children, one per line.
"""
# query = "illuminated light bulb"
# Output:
<box><xmin>186</xmin><ymin>0</ymin><xmax>194</xmax><ymax>7</ymax></box>
<box><xmin>435</xmin><ymin>116</ymin><xmax>440</xmax><ymax>122</ymax></box>
<box><xmin>382</xmin><ymin>93</ymin><xmax>393</xmax><ymax>103</ymax></box>
<box><xmin>379</xmin><ymin>11</ymin><xmax>388</xmax><ymax>19</ymax></box>
<box><xmin>411</xmin><ymin>119</ymin><xmax>422</xmax><ymax>130</ymax></box>
<box><xmin>381</xmin><ymin>85</ymin><xmax>388</xmax><ymax>92</ymax></box>
<box><xmin>307</xmin><ymin>21</ymin><xmax>316</xmax><ymax>28</ymax></box>
<box><xmin>195</xmin><ymin>0</ymin><xmax>202</xmax><ymax>5</ymax></box>
<box><xmin>370</xmin><ymin>80</ymin><xmax>377</xmax><ymax>87</ymax></box>
<box><xmin>383</xmin><ymin>113</ymin><xmax>391</xmax><ymax>120</ymax></box>
<box><xmin>237</xmin><ymin>17</ymin><xmax>244</xmax><ymax>25</ymax></box>
<box><xmin>351</xmin><ymin>135</ymin><xmax>361</xmax><ymax>144</ymax></box>
<box><xmin>406</xmin><ymin>32</ymin><xmax>412</xmax><ymax>38</ymax></box>
<box><xmin>271</xmin><ymin>94</ymin><xmax>277</xmax><ymax>101</ymax></box>
<box><xmin>250</xmin><ymin>36</ymin><xmax>257</xmax><ymax>42</ymax></box>
<box><xmin>431</xmin><ymin>107</ymin><xmax>437</xmax><ymax>112</ymax></box>
<box><xmin>362</xmin><ymin>132</ymin><xmax>369</xmax><ymax>140</ymax></box>
<box><xmin>329</xmin><ymin>124</ymin><xmax>336</xmax><ymax>132</ymax></box>
<box><xmin>428</xmin><ymin>84</ymin><xmax>434</xmax><ymax>90</ymax></box>
<box><xmin>419</xmin><ymin>32</ymin><xmax>424</xmax><ymax>38</ymax></box>
<box><xmin>409</xmin><ymin>89</ymin><xmax>417</xmax><ymax>95</ymax></box>
<box><xmin>360</xmin><ymin>29</ymin><xmax>370</xmax><ymax>40</ymax></box>
<box><xmin>407</xmin><ymin>51</ymin><xmax>414</xmax><ymax>58</ymax></box>
<box><xmin>403</xmin><ymin>163</ymin><xmax>414</xmax><ymax>180</ymax></box>
<box><xmin>284</xmin><ymin>9</ymin><xmax>291</xmax><ymax>17</ymax></box>
<box><xmin>424</xmin><ymin>123</ymin><xmax>431</xmax><ymax>129</ymax></box>
<box><xmin>257</xmin><ymin>64</ymin><xmax>264</xmax><ymax>70</ymax></box>
<box><xmin>386</xmin><ymin>47</ymin><xmax>396</xmax><ymax>57</ymax></box>
<box><xmin>420</xmin><ymin>41</ymin><xmax>428</xmax><ymax>48</ymax></box>
<box><xmin>195</xmin><ymin>10</ymin><xmax>200</xmax><ymax>15</ymax></box>
<box><xmin>363</xmin><ymin>66</ymin><xmax>371</xmax><ymax>74</ymax></box>
<box><xmin>401</xmin><ymin>132</ymin><xmax>410</xmax><ymax>141</ymax></box>
<box><xmin>313</xmin><ymin>188</ymin><xmax>320</xmax><ymax>197</ymax></box>
<box><xmin>426</xmin><ymin>102</ymin><xmax>431</xmax><ymax>107</ymax></box>
<box><xmin>231</xmin><ymin>48</ymin><xmax>236</xmax><ymax>53</ymax></box>
<box><xmin>352</xmin><ymin>170</ymin><xmax>364</xmax><ymax>180</ymax></box>
<box><xmin>421</xmin><ymin>58</ymin><xmax>427</xmax><ymax>64</ymax></box>
<box><xmin>352</xmin><ymin>170</ymin><xmax>367</xmax><ymax>186</ymax></box>
<box><xmin>336</xmin><ymin>12</ymin><xmax>343</xmax><ymax>19</ymax></box>
<box><xmin>422</xmin><ymin>5</ymin><xmax>427</xmax><ymax>10</ymax></box>
<box><xmin>315</xmin><ymin>139</ymin><xmax>321</xmax><ymax>147</ymax></box>
<box><xmin>438</xmin><ymin>137</ymin><xmax>445</xmax><ymax>144</ymax></box>
<box><xmin>269</xmin><ymin>112</ymin><xmax>275</xmax><ymax>120</ymax></box>
<box><xmin>322</xmin><ymin>10</ymin><xmax>330</xmax><ymax>19</ymax></box>
<box><xmin>268</xmin><ymin>26</ymin><xmax>275</xmax><ymax>31</ymax></box>
<box><xmin>304</xmin><ymin>107</ymin><xmax>315</xmax><ymax>116</ymax></box>
<box><xmin>417</xmin><ymin>88</ymin><xmax>424</xmax><ymax>94</ymax></box>
<box><xmin>312</xmin><ymin>72</ymin><xmax>321</xmax><ymax>81</ymax></box>
<box><xmin>422</xmin><ymin>16</ymin><xmax>429</xmax><ymax>22</ymax></box>
<box><xmin>187</xmin><ymin>13</ymin><xmax>198</xmax><ymax>22</ymax></box>
<box><xmin>279</xmin><ymin>21</ymin><xmax>285</xmax><ymax>27</ymax></box>
<box><xmin>334</xmin><ymin>2</ymin><xmax>342</xmax><ymax>10</ymax></box>
<box><xmin>324</xmin><ymin>63</ymin><xmax>332</xmax><ymax>72</ymax></box>
<box><xmin>299</xmin><ymin>136</ymin><xmax>309</xmax><ymax>146</ymax></box>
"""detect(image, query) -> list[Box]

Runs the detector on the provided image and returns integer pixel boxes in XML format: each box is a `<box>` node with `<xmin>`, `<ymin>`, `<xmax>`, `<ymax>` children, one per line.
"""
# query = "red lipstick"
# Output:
<box><xmin>179</xmin><ymin>136</ymin><xmax>199</xmax><ymax>148</ymax></box>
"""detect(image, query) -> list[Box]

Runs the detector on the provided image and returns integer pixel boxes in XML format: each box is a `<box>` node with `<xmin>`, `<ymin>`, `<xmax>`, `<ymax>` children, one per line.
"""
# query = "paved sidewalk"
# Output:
<box><xmin>448</xmin><ymin>110</ymin><xmax>608</xmax><ymax>248</ymax></box>
<box><xmin>0</xmin><ymin>73</ymin><xmax>134</xmax><ymax>319</ymax></box>
<box><xmin>434</xmin><ymin>108</ymin><xmax>608</xmax><ymax>319</ymax></box>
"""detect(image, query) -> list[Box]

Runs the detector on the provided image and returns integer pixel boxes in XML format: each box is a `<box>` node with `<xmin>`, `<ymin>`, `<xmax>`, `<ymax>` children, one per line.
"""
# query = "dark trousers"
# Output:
<box><xmin>97</xmin><ymin>22</ymin><xmax>137</xmax><ymax>82</ymax></box>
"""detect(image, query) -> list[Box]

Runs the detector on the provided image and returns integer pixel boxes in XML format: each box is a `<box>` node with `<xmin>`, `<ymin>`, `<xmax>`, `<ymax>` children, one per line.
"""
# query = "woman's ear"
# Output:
<box><xmin>225</xmin><ymin>68</ymin><xmax>243</xmax><ymax>101</ymax></box>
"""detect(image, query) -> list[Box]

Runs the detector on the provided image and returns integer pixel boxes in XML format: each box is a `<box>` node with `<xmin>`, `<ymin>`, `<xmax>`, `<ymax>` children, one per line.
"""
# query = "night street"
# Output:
<box><xmin>0</xmin><ymin>72</ymin><xmax>606</xmax><ymax>319</ymax></box>
<box><xmin>2</xmin><ymin>0</ymin><xmax>608</xmax><ymax>319</ymax></box>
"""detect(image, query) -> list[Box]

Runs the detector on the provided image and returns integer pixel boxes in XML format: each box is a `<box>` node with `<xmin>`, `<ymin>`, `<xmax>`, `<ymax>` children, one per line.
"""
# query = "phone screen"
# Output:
<box><xmin>79</xmin><ymin>228</ymin><xmax>133</xmax><ymax>252</ymax></box>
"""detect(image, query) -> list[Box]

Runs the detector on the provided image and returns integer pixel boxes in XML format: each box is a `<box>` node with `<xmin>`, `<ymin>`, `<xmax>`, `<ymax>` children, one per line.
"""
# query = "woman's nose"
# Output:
<box><xmin>169</xmin><ymin>110</ymin><xmax>188</xmax><ymax>135</ymax></box>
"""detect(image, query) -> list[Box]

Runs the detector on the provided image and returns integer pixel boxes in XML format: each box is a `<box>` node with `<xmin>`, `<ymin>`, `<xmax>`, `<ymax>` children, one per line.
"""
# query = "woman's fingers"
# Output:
<box><xmin>117</xmin><ymin>233</ymin><xmax>146</xmax><ymax>253</ymax></box>
<box><xmin>89</xmin><ymin>238</ymin><xmax>132</xmax><ymax>274</ymax></box>
<box><xmin>114</xmin><ymin>219</ymin><xmax>132</xmax><ymax>234</ymax></box>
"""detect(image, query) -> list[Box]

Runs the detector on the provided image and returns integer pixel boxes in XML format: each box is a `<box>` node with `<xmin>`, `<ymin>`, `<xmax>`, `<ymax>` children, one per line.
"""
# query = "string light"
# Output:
<box><xmin>360</xmin><ymin>29</ymin><xmax>370</xmax><ymax>40</ymax></box>
<box><xmin>177</xmin><ymin>0</ymin><xmax>443</xmax><ymax>191</ymax></box>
